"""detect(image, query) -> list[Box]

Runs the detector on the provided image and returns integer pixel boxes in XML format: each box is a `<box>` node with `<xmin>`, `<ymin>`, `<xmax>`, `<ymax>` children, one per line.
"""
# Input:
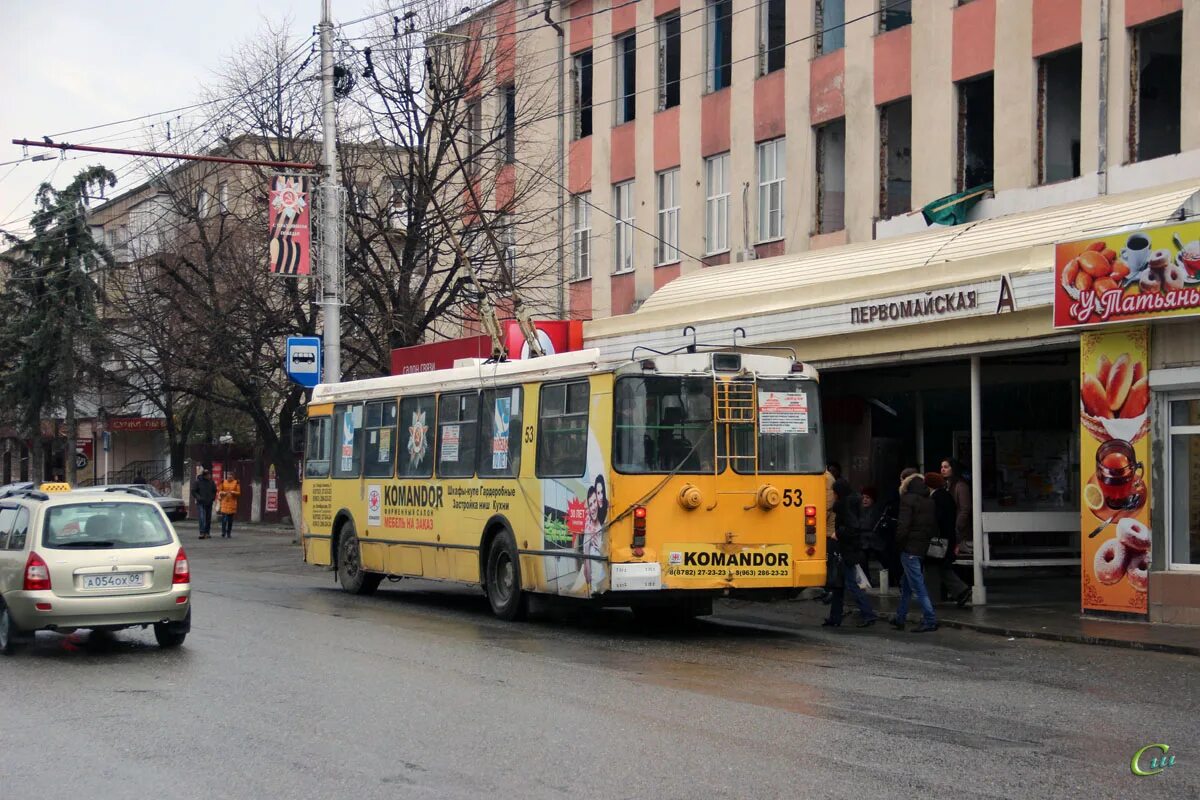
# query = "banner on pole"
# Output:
<box><xmin>268</xmin><ymin>174</ymin><xmax>311</xmax><ymax>276</ymax></box>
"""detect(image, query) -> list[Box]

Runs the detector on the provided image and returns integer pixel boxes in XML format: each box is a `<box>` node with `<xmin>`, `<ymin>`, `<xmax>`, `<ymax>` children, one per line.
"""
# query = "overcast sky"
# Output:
<box><xmin>0</xmin><ymin>0</ymin><xmax>378</xmax><ymax>236</ymax></box>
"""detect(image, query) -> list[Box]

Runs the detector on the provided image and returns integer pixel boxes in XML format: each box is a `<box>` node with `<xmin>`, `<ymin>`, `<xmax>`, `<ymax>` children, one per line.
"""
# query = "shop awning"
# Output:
<box><xmin>585</xmin><ymin>181</ymin><xmax>1200</xmax><ymax>361</ymax></box>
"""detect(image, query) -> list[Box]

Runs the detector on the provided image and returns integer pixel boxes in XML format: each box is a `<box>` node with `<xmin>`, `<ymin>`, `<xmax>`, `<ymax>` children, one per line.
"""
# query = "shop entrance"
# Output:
<box><xmin>820</xmin><ymin>346</ymin><xmax>1080</xmax><ymax>603</ymax></box>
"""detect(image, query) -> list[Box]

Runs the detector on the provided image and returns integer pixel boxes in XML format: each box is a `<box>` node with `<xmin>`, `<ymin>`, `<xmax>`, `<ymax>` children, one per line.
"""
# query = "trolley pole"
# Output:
<box><xmin>319</xmin><ymin>0</ymin><xmax>342</xmax><ymax>383</ymax></box>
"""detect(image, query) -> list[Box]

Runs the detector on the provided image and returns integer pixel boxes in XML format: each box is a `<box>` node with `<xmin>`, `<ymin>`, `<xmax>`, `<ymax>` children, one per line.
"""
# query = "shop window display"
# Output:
<box><xmin>1169</xmin><ymin>398</ymin><xmax>1200</xmax><ymax>568</ymax></box>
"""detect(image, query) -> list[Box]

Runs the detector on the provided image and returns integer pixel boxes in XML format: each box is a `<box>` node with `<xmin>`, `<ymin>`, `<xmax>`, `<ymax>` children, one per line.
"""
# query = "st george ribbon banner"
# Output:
<box><xmin>268</xmin><ymin>174</ymin><xmax>311</xmax><ymax>276</ymax></box>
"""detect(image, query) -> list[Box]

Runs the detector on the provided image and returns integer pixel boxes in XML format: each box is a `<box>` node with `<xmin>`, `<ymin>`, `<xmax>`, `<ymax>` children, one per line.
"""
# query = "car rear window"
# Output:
<box><xmin>42</xmin><ymin>503</ymin><xmax>174</xmax><ymax>550</ymax></box>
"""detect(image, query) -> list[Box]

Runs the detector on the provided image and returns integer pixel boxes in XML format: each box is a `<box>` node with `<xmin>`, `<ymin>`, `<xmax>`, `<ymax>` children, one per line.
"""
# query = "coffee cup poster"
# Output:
<box><xmin>1079</xmin><ymin>326</ymin><xmax>1150</xmax><ymax>615</ymax></box>
<box><xmin>1054</xmin><ymin>219</ymin><xmax>1200</xmax><ymax>328</ymax></box>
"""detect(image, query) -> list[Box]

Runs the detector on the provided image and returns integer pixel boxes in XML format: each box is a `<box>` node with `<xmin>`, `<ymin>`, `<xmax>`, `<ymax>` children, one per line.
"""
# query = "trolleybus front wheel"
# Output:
<box><xmin>338</xmin><ymin>524</ymin><xmax>383</xmax><ymax>595</ymax></box>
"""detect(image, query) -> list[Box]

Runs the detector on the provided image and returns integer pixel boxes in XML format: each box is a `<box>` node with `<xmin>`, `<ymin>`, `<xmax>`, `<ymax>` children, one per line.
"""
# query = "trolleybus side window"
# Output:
<box><xmin>332</xmin><ymin>404</ymin><xmax>364</xmax><ymax>479</ymax></box>
<box><xmin>363</xmin><ymin>400</ymin><xmax>399</xmax><ymax>478</ymax></box>
<box><xmin>732</xmin><ymin>378</ymin><xmax>824</xmax><ymax>474</ymax></box>
<box><xmin>305</xmin><ymin>417</ymin><xmax>332</xmax><ymax>478</ymax></box>
<box><xmin>478</xmin><ymin>387</ymin><xmax>523</xmax><ymax>478</ymax></box>
<box><xmin>537</xmin><ymin>380</ymin><xmax>590</xmax><ymax>478</ymax></box>
<box><xmin>614</xmin><ymin>376</ymin><xmax>716</xmax><ymax>474</ymax></box>
<box><xmin>398</xmin><ymin>395</ymin><xmax>436</xmax><ymax>478</ymax></box>
<box><xmin>438</xmin><ymin>391</ymin><xmax>478</xmax><ymax>478</ymax></box>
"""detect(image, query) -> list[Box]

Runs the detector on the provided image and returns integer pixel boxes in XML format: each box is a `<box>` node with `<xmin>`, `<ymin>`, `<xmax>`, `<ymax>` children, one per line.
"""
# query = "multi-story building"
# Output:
<box><xmin>444</xmin><ymin>0</ymin><xmax>1200</xmax><ymax>623</ymax></box>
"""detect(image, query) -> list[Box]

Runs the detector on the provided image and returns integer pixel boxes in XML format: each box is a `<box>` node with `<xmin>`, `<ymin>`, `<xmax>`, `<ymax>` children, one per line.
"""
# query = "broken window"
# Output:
<box><xmin>957</xmin><ymin>75</ymin><xmax>994</xmax><ymax>190</ymax></box>
<box><xmin>706</xmin><ymin>0</ymin><xmax>732</xmax><ymax>92</ymax></box>
<box><xmin>573</xmin><ymin>50</ymin><xmax>593</xmax><ymax>138</ymax></box>
<box><xmin>759</xmin><ymin>0</ymin><xmax>785</xmax><ymax>75</ymax></box>
<box><xmin>879</xmin><ymin>99</ymin><xmax>912</xmax><ymax>218</ymax></box>
<box><xmin>1038</xmin><ymin>47</ymin><xmax>1081</xmax><ymax>184</ymax></box>
<box><xmin>1130</xmin><ymin>14</ymin><xmax>1181</xmax><ymax>163</ymax></box>
<box><xmin>816</xmin><ymin>119</ymin><xmax>845</xmax><ymax>234</ymax></box>
<box><xmin>879</xmin><ymin>0</ymin><xmax>912</xmax><ymax>32</ymax></box>
<box><xmin>816</xmin><ymin>0</ymin><xmax>845</xmax><ymax>55</ymax></box>
<box><xmin>615</xmin><ymin>33</ymin><xmax>637</xmax><ymax>125</ymax></box>
<box><xmin>658</xmin><ymin>13</ymin><xmax>680</xmax><ymax>110</ymax></box>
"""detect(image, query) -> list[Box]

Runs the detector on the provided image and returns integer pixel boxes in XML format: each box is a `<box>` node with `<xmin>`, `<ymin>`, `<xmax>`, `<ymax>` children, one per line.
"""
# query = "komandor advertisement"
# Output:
<box><xmin>1079</xmin><ymin>326</ymin><xmax>1151</xmax><ymax>616</ymax></box>
<box><xmin>1054</xmin><ymin>219</ymin><xmax>1200</xmax><ymax>328</ymax></box>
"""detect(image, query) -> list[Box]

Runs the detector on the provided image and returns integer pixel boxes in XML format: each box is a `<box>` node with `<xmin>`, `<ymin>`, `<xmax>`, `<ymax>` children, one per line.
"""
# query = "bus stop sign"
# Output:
<box><xmin>286</xmin><ymin>336</ymin><xmax>322</xmax><ymax>388</ymax></box>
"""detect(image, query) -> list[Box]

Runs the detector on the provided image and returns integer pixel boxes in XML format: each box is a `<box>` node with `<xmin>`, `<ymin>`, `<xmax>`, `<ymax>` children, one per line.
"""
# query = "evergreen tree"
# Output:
<box><xmin>0</xmin><ymin>166</ymin><xmax>116</xmax><ymax>484</ymax></box>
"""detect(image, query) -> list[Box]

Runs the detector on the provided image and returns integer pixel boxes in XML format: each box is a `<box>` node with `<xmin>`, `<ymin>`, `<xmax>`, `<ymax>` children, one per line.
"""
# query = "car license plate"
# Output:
<box><xmin>81</xmin><ymin>572</ymin><xmax>145</xmax><ymax>590</ymax></box>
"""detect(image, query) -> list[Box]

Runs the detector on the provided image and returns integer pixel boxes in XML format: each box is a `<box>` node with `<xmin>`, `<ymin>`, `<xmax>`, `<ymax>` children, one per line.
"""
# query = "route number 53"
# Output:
<box><xmin>781</xmin><ymin>489</ymin><xmax>804</xmax><ymax>507</ymax></box>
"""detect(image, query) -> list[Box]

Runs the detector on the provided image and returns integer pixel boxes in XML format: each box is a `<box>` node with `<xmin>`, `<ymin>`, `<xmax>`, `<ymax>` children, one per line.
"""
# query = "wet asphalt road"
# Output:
<box><xmin>2</xmin><ymin>531</ymin><xmax>1198</xmax><ymax>800</ymax></box>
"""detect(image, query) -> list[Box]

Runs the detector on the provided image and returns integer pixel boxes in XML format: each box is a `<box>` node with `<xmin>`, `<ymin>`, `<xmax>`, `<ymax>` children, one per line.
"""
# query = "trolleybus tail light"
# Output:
<box><xmin>632</xmin><ymin>505</ymin><xmax>647</xmax><ymax>548</ymax></box>
<box><xmin>23</xmin><ymin>551</ymin><xmax>51</xmax><ymax>591</ymax></box>
<box><xmin>803</xmin><ymin>505</ymin><xmax>817</xmax><ymax>545</ymax></box>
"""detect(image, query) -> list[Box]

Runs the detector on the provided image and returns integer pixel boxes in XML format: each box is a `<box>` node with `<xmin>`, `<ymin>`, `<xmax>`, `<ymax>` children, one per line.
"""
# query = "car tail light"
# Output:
<box><xmin>24</xmin><ymin>551</ymin><xmax>51</xmax><ymax>591</ymax></box>
<box><xmin>804</xmin><ymin>505</ymin><xmax>818</xmax><ymax>545</ymax></box>
<box><xmin>173</xmin><ymin>548</ymin><xmax>190</xmax><ymax>585</ymax></box>
<box><xmin>632</xmin><ymin>505</ymin><xmax>647</xmax><ymax>548</ymax></box>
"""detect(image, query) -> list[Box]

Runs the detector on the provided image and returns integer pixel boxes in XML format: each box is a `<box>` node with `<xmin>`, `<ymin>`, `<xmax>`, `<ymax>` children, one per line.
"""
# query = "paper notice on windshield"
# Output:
<box><xmin>758</xmin><ymin>390</ymin><xmax>809</xmax><ymax>434</ymax></box>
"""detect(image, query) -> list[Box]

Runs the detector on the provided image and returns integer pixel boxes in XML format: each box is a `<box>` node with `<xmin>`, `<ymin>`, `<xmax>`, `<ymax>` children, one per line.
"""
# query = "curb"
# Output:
<box><xmin>933</xmin><ymin>617</ymin><xmax>1200</xmax><ymax>657</ymax></box>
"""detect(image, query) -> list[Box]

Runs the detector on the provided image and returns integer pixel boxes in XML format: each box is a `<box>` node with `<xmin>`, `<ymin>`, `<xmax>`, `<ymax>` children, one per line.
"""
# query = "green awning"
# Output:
<box><xmin>922</xmin><ymin>183</ymin><xmax>994</xmax><ymax>226</ymax></box>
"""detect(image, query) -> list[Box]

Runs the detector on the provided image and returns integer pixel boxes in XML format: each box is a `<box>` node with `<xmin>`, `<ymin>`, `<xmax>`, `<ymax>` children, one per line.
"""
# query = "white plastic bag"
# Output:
<box><xmin>853</xmin><ymin>564</ymin><xmax>870</xmax><ymax>591</ymax></box>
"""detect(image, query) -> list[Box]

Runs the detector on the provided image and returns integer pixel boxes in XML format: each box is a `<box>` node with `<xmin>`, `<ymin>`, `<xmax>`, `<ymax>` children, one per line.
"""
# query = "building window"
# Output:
<box><xmin>501</xmin><ymin>84</ymin><xmax>517</xmax><ymax>163</ymax></box>
<box><xmin>816</xmin><ymin>0</ymin><xmax>845</xmax><ymax>54</ymax></box>
<box><xmin>572</xmin><ymin>193</ymin><xmax>591</xmax><ymax>280</ymax></box>
<box><xmin>1170</xmin><ymin>398</ymin><xmax>1200</xmax><ymax>569</ymax></box>
<box><xmin>573</xmin><ymin>50</ymin><xmax>593</xmax><ymax>138</ymax></box>
<box><xmin>757</xmin><ymin>138</ymin><xmax>785</xmax><ymax>243</ymax></box>
<box><xmin>759</xmin><ymin>0</ymin><xmax>785</xmax><ymax>75</ymax></box>
<box><xmin>217</xmin><ymin>182</ymin><xmax>229</xmax><ymax>214</ymax></box>
<box><xmin>816</xmin><ymin>119</ymin><xmax>846</xmax><ymax>234</ymax></box>
<box><xmin>1037</xmin><ymin>48</ymin><xmax>1082</xmax><ymax>184</ymax></box>
<box><xmin>656</xmin><ymin>168</ymin><xmax>680</xmax><ymax>265</ymax></box>
<box><xmin>197</xmin><ymin>187</ymin><xmax>211</xmax><ymax>217</ymax></box>
<box><xmin>615</xmin><ymin>33</ymin><xmax>637</xmax><ymax>125</ymax></box>
<box><xmin>658</xmin><ymin>14</ymin><xmax>681</xmax><ymax>111</ymax></box>
<box><xmin>498</xmin><ymin>213</ymin><xmax>516</xmax><ymax>280</ymax></box>
<box><xmin>879</xmin><ymin>0</ymin><xmax>912</xmax><ymax>32</ymax></box>
<box><xmin>957</xmin><ymin>74</ymin><xmax>994</xmax><ymax>190</ymax></box>
<box><xmin>706</xmin><ymin>0</ymin><xmax>732</xmax><ymax>92</ymax></box>
<box><xmin>613</xmin><ymin>180</ymin><xmax>635</xmax><ymax>273</ymax></box>
<box><xmin>1130</xmin><ymin>14</ymin><xmax>1181</xmax><ymax>163</ymax></box>
<box><xmin>705</xmin><ymin>153</ymin><xmax>730</xmax><ymax>254</ymax></box>
<box><xmin>466</xmin><ymin>100</ymin><xmax>483</xmax><ymax>175</ymax></box>
<box><xmin>880</xmin><ymin>99</ymin><xmax>912</xmax><ymax>218</ymax></box>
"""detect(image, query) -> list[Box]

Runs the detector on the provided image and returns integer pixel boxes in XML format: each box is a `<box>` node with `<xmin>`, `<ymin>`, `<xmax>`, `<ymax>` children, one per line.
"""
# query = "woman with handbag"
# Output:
<box><xmin>925</xmin><ymin>472</ymin><xmax>971</xmax><ymax>607</ymax></box>
<box><xmin>823</xmin><ymin>479</ymin><xmax>879</xmax><ymax>628</ymax></box>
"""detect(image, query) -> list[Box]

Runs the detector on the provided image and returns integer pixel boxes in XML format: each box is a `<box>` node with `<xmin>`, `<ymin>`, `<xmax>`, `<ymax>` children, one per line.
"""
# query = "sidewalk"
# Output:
<box><xmin>715</xmin><ymin>576</ymin><xmax>1200</xmax><ymax>657</ymax></box>
<box><xmin>174</xmin><ymin>519</ymin><xmax>299</xmax><ymax>538</ymax></box>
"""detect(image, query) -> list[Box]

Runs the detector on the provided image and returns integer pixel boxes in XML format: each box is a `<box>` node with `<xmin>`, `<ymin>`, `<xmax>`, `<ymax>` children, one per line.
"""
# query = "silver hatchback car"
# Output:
<box><xmin>0</xmin><ymin>485</ymin><xmax>192</xmax><ymax>654</ymax></box>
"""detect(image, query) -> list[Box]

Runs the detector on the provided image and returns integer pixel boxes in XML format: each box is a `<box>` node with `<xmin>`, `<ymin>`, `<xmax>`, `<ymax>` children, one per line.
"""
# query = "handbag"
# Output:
<box><xmin>926</xmin><ymin>537</ymin><xmax>949</xmax><ymax>560</ymax></box>
<box><xmin>853</xmin><ymin>564</ymin><xmax>870</xmax><ymax>590</ymax></box>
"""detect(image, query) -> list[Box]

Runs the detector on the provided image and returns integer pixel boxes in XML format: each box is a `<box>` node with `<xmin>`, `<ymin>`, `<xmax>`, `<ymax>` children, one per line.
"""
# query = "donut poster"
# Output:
<box><xmin>1079</xmin><ymin>326</ymin><xmax>1151</xmax><ymax>616</ymax></box>
<box><xmin>1054</xmin><ymin>219</ymin><xmax>1200</xmax><ymax>328</ymax></box>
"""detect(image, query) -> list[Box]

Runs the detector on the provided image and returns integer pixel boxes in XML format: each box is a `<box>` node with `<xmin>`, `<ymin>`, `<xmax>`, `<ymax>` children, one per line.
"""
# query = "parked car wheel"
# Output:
<box><xmin>154</xmin><ymin>609</ymin><xmax>190</xmax><ymax>648</ymax></box>
<box><xmin>0</xmin><ymin>604</ymin><xmax>27</xmax><ymax>656</ymax></box>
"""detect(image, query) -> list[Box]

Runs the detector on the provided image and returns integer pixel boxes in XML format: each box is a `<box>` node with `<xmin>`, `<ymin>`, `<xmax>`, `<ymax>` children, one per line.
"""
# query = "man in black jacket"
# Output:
<box><xmin>890</xmin><ymin>472</ymin><xmax>939</xmax><ymax>632</ymax></box>
<box><xmin>191</xmin><ymin>469</ymin><xmax>217</xmax><ymax>540</ymax></box>
<box><xmin>823</xmin><ymin>479</ymin><xmax>879</xmax><ymax>628</ymax></box>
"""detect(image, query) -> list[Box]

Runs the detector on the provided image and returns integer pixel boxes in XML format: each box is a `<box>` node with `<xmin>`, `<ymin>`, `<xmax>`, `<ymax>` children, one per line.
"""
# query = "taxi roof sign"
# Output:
<box><xmin>38</xmin><ymin>482</ymin><xmax>72</xmax><ymax>493</ymax></box>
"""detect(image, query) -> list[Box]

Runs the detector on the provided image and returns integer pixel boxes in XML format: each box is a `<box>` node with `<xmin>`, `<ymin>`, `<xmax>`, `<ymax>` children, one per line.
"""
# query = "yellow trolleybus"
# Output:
<box><xmin>301</xmin><ymin>347</ymin><xmax>826</xmax><ymax>619</ymax></box>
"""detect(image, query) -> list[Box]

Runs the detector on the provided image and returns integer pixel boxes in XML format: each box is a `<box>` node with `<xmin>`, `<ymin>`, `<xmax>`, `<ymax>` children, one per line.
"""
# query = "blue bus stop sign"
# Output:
<box><xmin>286</xmin><ymin>336</ymin><xmax>322</xmax><ymax>388</ymax></box>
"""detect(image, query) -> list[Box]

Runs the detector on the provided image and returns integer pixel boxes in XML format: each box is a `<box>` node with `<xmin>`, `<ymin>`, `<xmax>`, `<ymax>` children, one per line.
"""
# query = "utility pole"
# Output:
<box><xmin>319</xmin><ymin>0</ymin><xmax>342</xmax><ymax>383</ymax></box>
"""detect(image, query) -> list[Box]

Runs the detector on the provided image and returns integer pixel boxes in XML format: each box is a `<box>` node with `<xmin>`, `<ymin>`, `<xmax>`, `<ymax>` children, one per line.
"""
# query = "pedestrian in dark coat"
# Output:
<box><xmin>926</xmin><ymin>472</ymin><xmax>971</xmax><ymax>606</ymax></box>
<box><xmin>823</xmin><ymin>479</ymin><xmax>878</xmax><ymax>628</ymax></box>
<box><xmin>890</xmin><ymin>472</ymin><xmax>939</xmax><ymax>632</ymax></box>
<box><xmin>941</xmin><ymin>458</ymin><xmax>973</xmax><ymax>556</ymax></box>
<box><xmin>191</xmin><ymin>469</ymin><xmax>217</xmax><ymax>539</ymax></box>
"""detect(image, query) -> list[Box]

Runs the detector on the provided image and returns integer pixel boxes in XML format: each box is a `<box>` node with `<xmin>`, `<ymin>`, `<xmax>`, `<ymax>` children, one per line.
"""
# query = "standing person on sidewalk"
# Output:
<box><xmin>823</xmin><ymin>479</ymin><xmax>879</xmax><ymax>628</ymax></box>
<box><xmin>941</xmin><ymin>458</ymin><xmax>973</xmax><ymax>558</ymax></box>
<box><xmin>926</xmin><ymin>472</ymin><xmax>972</xmax><ymax>606</ymax></box>
<box><xmin>217</xmin><ymin>473</ymin><xmax>241</xmax><ymax>539</ymax></box>
<box><xmin>890</xmin><ymin>471</ymin><xmax>939</xmax><ymax>632</ymax></box>
<box><xmin>191</xmin><ymin>469</ymin><xmax>217</xmax><ymax>540</ymax></box>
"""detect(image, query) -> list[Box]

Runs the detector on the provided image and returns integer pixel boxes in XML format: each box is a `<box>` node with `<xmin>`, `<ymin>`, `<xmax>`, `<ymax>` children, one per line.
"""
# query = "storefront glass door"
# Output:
<box><xmin>1169</xmin><ymin>397</ymin><xmax>1200</xmax><ymax>569</ymax></box>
